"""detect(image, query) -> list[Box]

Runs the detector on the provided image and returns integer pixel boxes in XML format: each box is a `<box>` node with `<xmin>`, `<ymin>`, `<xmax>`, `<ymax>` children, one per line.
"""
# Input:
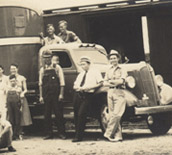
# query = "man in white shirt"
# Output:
<box><xmin>72</xmin><ymin>56</ymin><xmax>103</xmax><ymax>142</ymax></box>
<box><xmin>0</xmin><ymin>112</ymin><xmax>16</xmax><ymax>152</ymax></box>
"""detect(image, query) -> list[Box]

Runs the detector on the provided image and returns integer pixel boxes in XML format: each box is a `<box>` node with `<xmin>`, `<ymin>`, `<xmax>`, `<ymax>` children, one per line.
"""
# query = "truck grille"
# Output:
<box><xmin>139</xmin><ymin>66</ymin><xmax>159</xmax><ymax>106</ymax></box>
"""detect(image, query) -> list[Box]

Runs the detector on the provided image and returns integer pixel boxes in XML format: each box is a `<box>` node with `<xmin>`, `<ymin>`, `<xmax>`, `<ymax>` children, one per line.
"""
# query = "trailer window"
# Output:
<box><xmin>52</xmin><ymin>51</ymin><xmax>72</xmax><ymax>68</ymax></box>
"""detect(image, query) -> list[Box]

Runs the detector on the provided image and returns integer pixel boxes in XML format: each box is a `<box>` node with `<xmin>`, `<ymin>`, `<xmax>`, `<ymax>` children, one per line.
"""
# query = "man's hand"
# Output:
<box><xmin>39</xmin><ymin>97</ymin><xmax>44</xmax><ymax>104</ymax></box>
<box><xmin>20</xmin><ymin>92</ymin><xmax>25</xmax><ymax>98</ymax></box>
<box><xmin>58</xmin><ymin>94</ymin><xmax>64</xmax><ymax>101</ymax></box>
<box><xmin>39</xmin><ymin>32</ymin><xmax>44</xmax><ymax>39</ymax></box>
<box><xmin>109</xmin><ymin>79</ymin><xmax>123</xmax><ymax>86</ymax></box>
<box><xmin>20</xmin><ymin>105</ymin><xmax>23</xmax><ymax>112</ymax></box>
<box><xmin>0</xmin><ymin>133</ymin><xmax>2</xmax><ymax>139</ymax></box>
<box><xmin>81</xmin><ymin>86</ymin><xmax>91</xmax><ymax>92</ymax></box>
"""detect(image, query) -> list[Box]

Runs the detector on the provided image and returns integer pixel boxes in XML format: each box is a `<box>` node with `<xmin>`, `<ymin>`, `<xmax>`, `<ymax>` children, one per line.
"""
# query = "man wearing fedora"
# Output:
<box><xmin>72</xmin><ymin>56</ymin><xmax>103</xmax><ymax>142</ymax></box>
<box><xmin>104</xmin><ymin>50</ymin><xmax>127</xmax><ymax>142</ymax></box>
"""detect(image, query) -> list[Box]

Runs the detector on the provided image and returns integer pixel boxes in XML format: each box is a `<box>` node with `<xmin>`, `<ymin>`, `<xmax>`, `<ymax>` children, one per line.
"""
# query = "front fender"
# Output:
<box><xmin>95</xmin><ymin>86</ymin><xmax>138</xmax><ymax>107</ymax></box>
<box><xmin>159</xmin><ymin>83</ymin><xmax>172</xmax><ymax>105</ymax></box>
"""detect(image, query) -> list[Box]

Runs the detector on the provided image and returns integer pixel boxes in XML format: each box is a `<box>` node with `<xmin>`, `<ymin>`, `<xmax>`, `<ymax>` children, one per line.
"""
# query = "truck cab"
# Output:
<box><xmin>29</xmin><ymin>43</ymin><xmax>172</xmax><ymax>135</ymax></box>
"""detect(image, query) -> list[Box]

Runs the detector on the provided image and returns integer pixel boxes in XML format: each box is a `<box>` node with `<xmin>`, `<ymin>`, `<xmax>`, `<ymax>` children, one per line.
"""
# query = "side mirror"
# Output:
<box><xmin>155</xmin><ymin>75</ymin><xmax>164</xmax><ymax>87</ymax></box>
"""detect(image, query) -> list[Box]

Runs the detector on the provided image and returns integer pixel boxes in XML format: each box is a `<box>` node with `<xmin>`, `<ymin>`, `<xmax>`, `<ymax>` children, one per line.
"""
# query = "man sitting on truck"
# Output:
<box><xmin>58</xmin><ymin>20</ymin><xmax>82</xmax><ymax>43</ymax></box>
<box><xmin>40</xmin><ymin>24</ymin><xmax>64</xmax><ymax>46</ymax></box>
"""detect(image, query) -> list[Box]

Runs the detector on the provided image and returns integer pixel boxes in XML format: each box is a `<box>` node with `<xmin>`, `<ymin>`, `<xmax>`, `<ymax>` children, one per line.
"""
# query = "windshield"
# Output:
<box><xmin>0</xmin><ymin>7</ymin><xmax>43</xmax><ymax>37</ymax></box>
<box><xmin>72</xmin><ymin>48</ymin><xmax>108</xmax><ymax>65</ymax></box>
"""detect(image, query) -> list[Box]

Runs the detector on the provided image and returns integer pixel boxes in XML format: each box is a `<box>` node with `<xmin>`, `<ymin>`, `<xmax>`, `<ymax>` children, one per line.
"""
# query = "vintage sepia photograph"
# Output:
<box><xmin>0</xmin><ymin>0</ymin><xmax>172</xmax><ymax>154</ymax></box>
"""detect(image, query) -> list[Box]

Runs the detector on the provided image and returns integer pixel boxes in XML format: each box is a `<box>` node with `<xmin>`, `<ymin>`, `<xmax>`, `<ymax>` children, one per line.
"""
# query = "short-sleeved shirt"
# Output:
<box><xmin>7</xmin><ymin>85</ymin><xmax>22</xmax><ymax>94</ymax></box>
<box><xmin>104</xmin><ymin>65</ymin><xmax>128</xmax><ymax>86</ymax></box>
<box><xmin>58</xmin><ymin>30</ymin><xmax>81</xmax><ymax>43</ymax></box>
<box><xmin>74</xmin><ymin>67</ymin><xmax>103</xmax><ymax>93</ymax></box>
<box><xmin>39</xmin><ymin>64</ymin><xmax>65</xmax><ymax>87</ymax></box>
<box><xmin>44</xmin><ymin>34</ymin><xmax>64</xmax><ymax>45</ymax></box>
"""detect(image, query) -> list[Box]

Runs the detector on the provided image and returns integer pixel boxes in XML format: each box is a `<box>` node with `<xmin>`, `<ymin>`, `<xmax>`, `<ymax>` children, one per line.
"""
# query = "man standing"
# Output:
<box><xmin>104</xmin><ymin>50</ymin><xmax>127</xmax><ymax>142</ymax></box>
<box><xmin>0</xmin><ymin>112</ymin><xmax>16</xmax><ymax>152</ymax></box>
<box><xmin>72</xmin><ymin>56</ymin><xmax>103</xmax><ymax>142</ymax></box>
<box><xmin>58</xmin><ymin>20</ymin><xmax>82</xmax><ymax>43</ymax></box>
<box><xmin>39</xmin><ymin>51</ymin><xmax>66</xmax><ymax>140</ymax></box>
<box><xmin>40</xmin><ymin>24</ymin><xmax>64</xmax><ymax>46</ymax></box>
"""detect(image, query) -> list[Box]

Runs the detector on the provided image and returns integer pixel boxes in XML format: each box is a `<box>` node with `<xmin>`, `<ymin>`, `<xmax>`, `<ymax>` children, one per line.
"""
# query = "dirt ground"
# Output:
<box><xmin>1</xmin><ymin>126</ymin><xmax>172</xmax><ymax>155</ymax></box>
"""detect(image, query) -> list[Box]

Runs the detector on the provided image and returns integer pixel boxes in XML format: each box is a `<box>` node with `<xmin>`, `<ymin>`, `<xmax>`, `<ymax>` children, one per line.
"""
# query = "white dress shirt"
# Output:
<box><xmin>74</xmin><ymin>67</ymin><xmax>103</xmax><ymax>93</ymax></box>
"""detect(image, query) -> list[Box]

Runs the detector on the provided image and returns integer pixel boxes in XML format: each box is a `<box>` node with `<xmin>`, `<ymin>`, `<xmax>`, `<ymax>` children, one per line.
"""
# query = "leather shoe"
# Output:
<box><xmin>72</xmin><ymin>138</ymin><xmax>82</xmax><ymax>142</ymax></box>
<box><xmin>43</xmin><ymin>135</ymin><xmax>54</xmax><ymax>140</ymax></box>
<box><xmin>8</xmin><ymin>146</ymin><xmax>16</xmax><ymax>152</ymax></box>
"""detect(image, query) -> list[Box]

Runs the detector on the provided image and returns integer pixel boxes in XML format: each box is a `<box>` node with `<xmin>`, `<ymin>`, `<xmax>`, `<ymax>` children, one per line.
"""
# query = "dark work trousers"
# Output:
<box><xmin>73</xmin><ymin>92</ymin><xmax>94</xmax><ymax>139</ymax></box>
<box><xmin>7</xmin><ymin>91</ymin><xmax>21</xmax><ymax>138</ymax></box>
<box><xmin>44</xmin><ymin>94</ymin><xmax>65</xmax><ymax>135</ymax></box>
<box><xmin>42</xmin><ymin>69</ymin><xmax>65</xmax><ymax>136</ymax></box>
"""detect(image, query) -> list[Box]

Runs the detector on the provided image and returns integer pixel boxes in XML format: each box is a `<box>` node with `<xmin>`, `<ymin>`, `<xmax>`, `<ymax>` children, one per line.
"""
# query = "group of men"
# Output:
<box><xmin>40</xmin><ymin>20</ymin><xmax>81</xmax><ymax>45</ymax></box>
<box><xmin>39</xmin><ymin>45</ymin><xmax>127</xmax><ymax>143</ymax></box>
<box><xmin>37</xmin><ymin>20</ymin><xmax>127</xmax><ymax>143</ymax></box>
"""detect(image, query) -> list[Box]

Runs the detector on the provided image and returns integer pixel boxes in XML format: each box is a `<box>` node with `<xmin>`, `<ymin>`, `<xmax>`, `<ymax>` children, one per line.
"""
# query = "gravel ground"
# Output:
<box><xmin>1</xmin><ymin>127</ymin><xmax>172</xmax><ymax>155</ymax></box>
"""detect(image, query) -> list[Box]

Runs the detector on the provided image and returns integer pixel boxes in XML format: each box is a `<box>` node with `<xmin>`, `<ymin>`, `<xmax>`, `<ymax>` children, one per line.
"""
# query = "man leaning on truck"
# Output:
<box><xmin>104</xmin><ymin>50</ymin><xmax>127</xmax><ymax>142</ymax></box>
<box><xmin>72</xmin><ymin>56</ymin><xmax>103</xmax><ymax>142</ymax></box>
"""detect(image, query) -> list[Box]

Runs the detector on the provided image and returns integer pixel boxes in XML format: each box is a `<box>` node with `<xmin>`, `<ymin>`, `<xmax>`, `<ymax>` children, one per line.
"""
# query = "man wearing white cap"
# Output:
<box><xmin>104</xmin><ymin>50</ymin><xmax>127</xmax><ymax>142</ymax></box>
<box><xmin>72</xmin><ymin>56</ymin><xmax>103</xmax><ymax>142</ymax></box>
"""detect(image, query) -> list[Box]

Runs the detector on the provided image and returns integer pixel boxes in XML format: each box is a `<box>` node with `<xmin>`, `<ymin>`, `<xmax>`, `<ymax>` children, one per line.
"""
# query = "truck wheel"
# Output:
<box><xmin>99</xmin><ymin>104</ymin><xmax>109</xmax><ymax>133</ymax></box>
<box><xmin>147</xmin><ymin>113</ymin><xmax>172</xmax><ymax>135</ymax></box>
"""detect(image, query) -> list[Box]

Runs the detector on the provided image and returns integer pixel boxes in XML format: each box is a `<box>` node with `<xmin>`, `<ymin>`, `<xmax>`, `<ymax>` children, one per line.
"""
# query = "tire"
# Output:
<box><xmin>147</xmin><ymin>113</ymin><xmax>172</xmax><ymax>135</ymax></box>
<box><xmin>99</xmin><ymin>104</ymin><xmax>109</xmax><ymax>133</ymax></box>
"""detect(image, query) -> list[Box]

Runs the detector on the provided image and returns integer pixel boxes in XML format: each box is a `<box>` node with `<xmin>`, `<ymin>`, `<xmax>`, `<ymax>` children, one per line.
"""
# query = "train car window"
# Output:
<box><xmin>0</xmin><ymin>7</ymin><xmax>43</xmax><ymax>37</ymax></box>
<box><xmin>52</xmin><ymin>51</ymin><xmax>72</xmax><ymax>68</ymax></box>
<box><xmin>14</xmin><ymin>15</ymin><xmax>26</xmax><ymax>28</ymax></box>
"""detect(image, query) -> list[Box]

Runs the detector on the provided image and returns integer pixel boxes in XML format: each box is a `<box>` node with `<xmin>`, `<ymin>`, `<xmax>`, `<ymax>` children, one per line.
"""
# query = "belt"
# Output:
<box><xmin>109</xmin><ymin>87</ymin><xmax>116</xmax><ymax>89</ymax></box>
<box><xmin>109</xmin><ymin>86</ymin><xmax>125</xmax><ymax>89</ymax></box>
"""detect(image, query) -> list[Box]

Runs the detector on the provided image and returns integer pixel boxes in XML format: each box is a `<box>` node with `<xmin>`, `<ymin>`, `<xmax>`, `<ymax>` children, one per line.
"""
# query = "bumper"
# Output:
<box><xmin>135</xmin><ymin>104</ymin><xmax>172</xmax><ymax>115</ymax></box>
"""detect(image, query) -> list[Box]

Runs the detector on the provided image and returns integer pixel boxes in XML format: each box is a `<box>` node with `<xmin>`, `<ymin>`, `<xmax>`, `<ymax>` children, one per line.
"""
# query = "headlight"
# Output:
<box><xmin>155</xmin><ymin>75</ymin><xmax>164</xmax><ymax>87</ymax></box>
<box><xmin>126</xmin><ymin>76</ymin><xmax>136</xmax><ymax>88</ymax></box>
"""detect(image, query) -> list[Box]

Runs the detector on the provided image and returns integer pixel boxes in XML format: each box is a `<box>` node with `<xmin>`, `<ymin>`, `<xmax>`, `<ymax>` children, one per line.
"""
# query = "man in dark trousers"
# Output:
<box><xmin>39</xmin><ymin>51</ymin><xmax>66</xmax><ymax>140</ymax></box>
<box><xmin>7</xmin><ymin>75</ymin><xmax>22</xmax><ymax>140</ymax></box>
<box><xmin>72</xmin><ymin>56</ymin><xmax>103</xmax><ymax>142</ymax></box>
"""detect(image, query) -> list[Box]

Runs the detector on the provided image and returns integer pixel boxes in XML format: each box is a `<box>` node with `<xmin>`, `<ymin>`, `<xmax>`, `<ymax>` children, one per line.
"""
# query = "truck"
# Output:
<box><xmin>29</xmin><ymin>42</ymin><xmax>172</xmax><ymax>135</ymax></box>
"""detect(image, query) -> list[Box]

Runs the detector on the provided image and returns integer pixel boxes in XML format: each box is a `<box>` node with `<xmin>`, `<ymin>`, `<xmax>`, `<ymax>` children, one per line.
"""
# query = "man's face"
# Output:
<box><xmin>51</xmin><ymin>56</ymin><xmax>59</xmax><ymax>66</ymax></box>
<box><xmin>80</xmin><ymin>61</ymin><xmax>90</xmax><ymax>71</ymax></box>
<box><xmin>10</xmin><ymin>66</ymin><xmax>18</xmax><ymax>75</ymax></box>
<box><xmin>109</xmin><ymin>55</ymin><xmax>119</xmax><ymax>66</ymax></box>
<box><xmin>44</xmin><ymin>58</ymin><xmax>51</xmax><ymax>66</ymax></box>
<box><xmin>10</xmin><ymin>78</ymin><xmax>17</xmax><ymax>87</ymax></box>
<box><xmin>59</xmin><ymin>23</ymin><xmax>67</xmax><ymax>33</ymax></box>
<box><xmin>0</xmin><ymin>68</ymin><xmax>3</xmax><ymax>75</ymax></box>
<box><xmin>47</xmin><ymin>26</ymin><xmax>55</xmax><ymax>35</ymax></box>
